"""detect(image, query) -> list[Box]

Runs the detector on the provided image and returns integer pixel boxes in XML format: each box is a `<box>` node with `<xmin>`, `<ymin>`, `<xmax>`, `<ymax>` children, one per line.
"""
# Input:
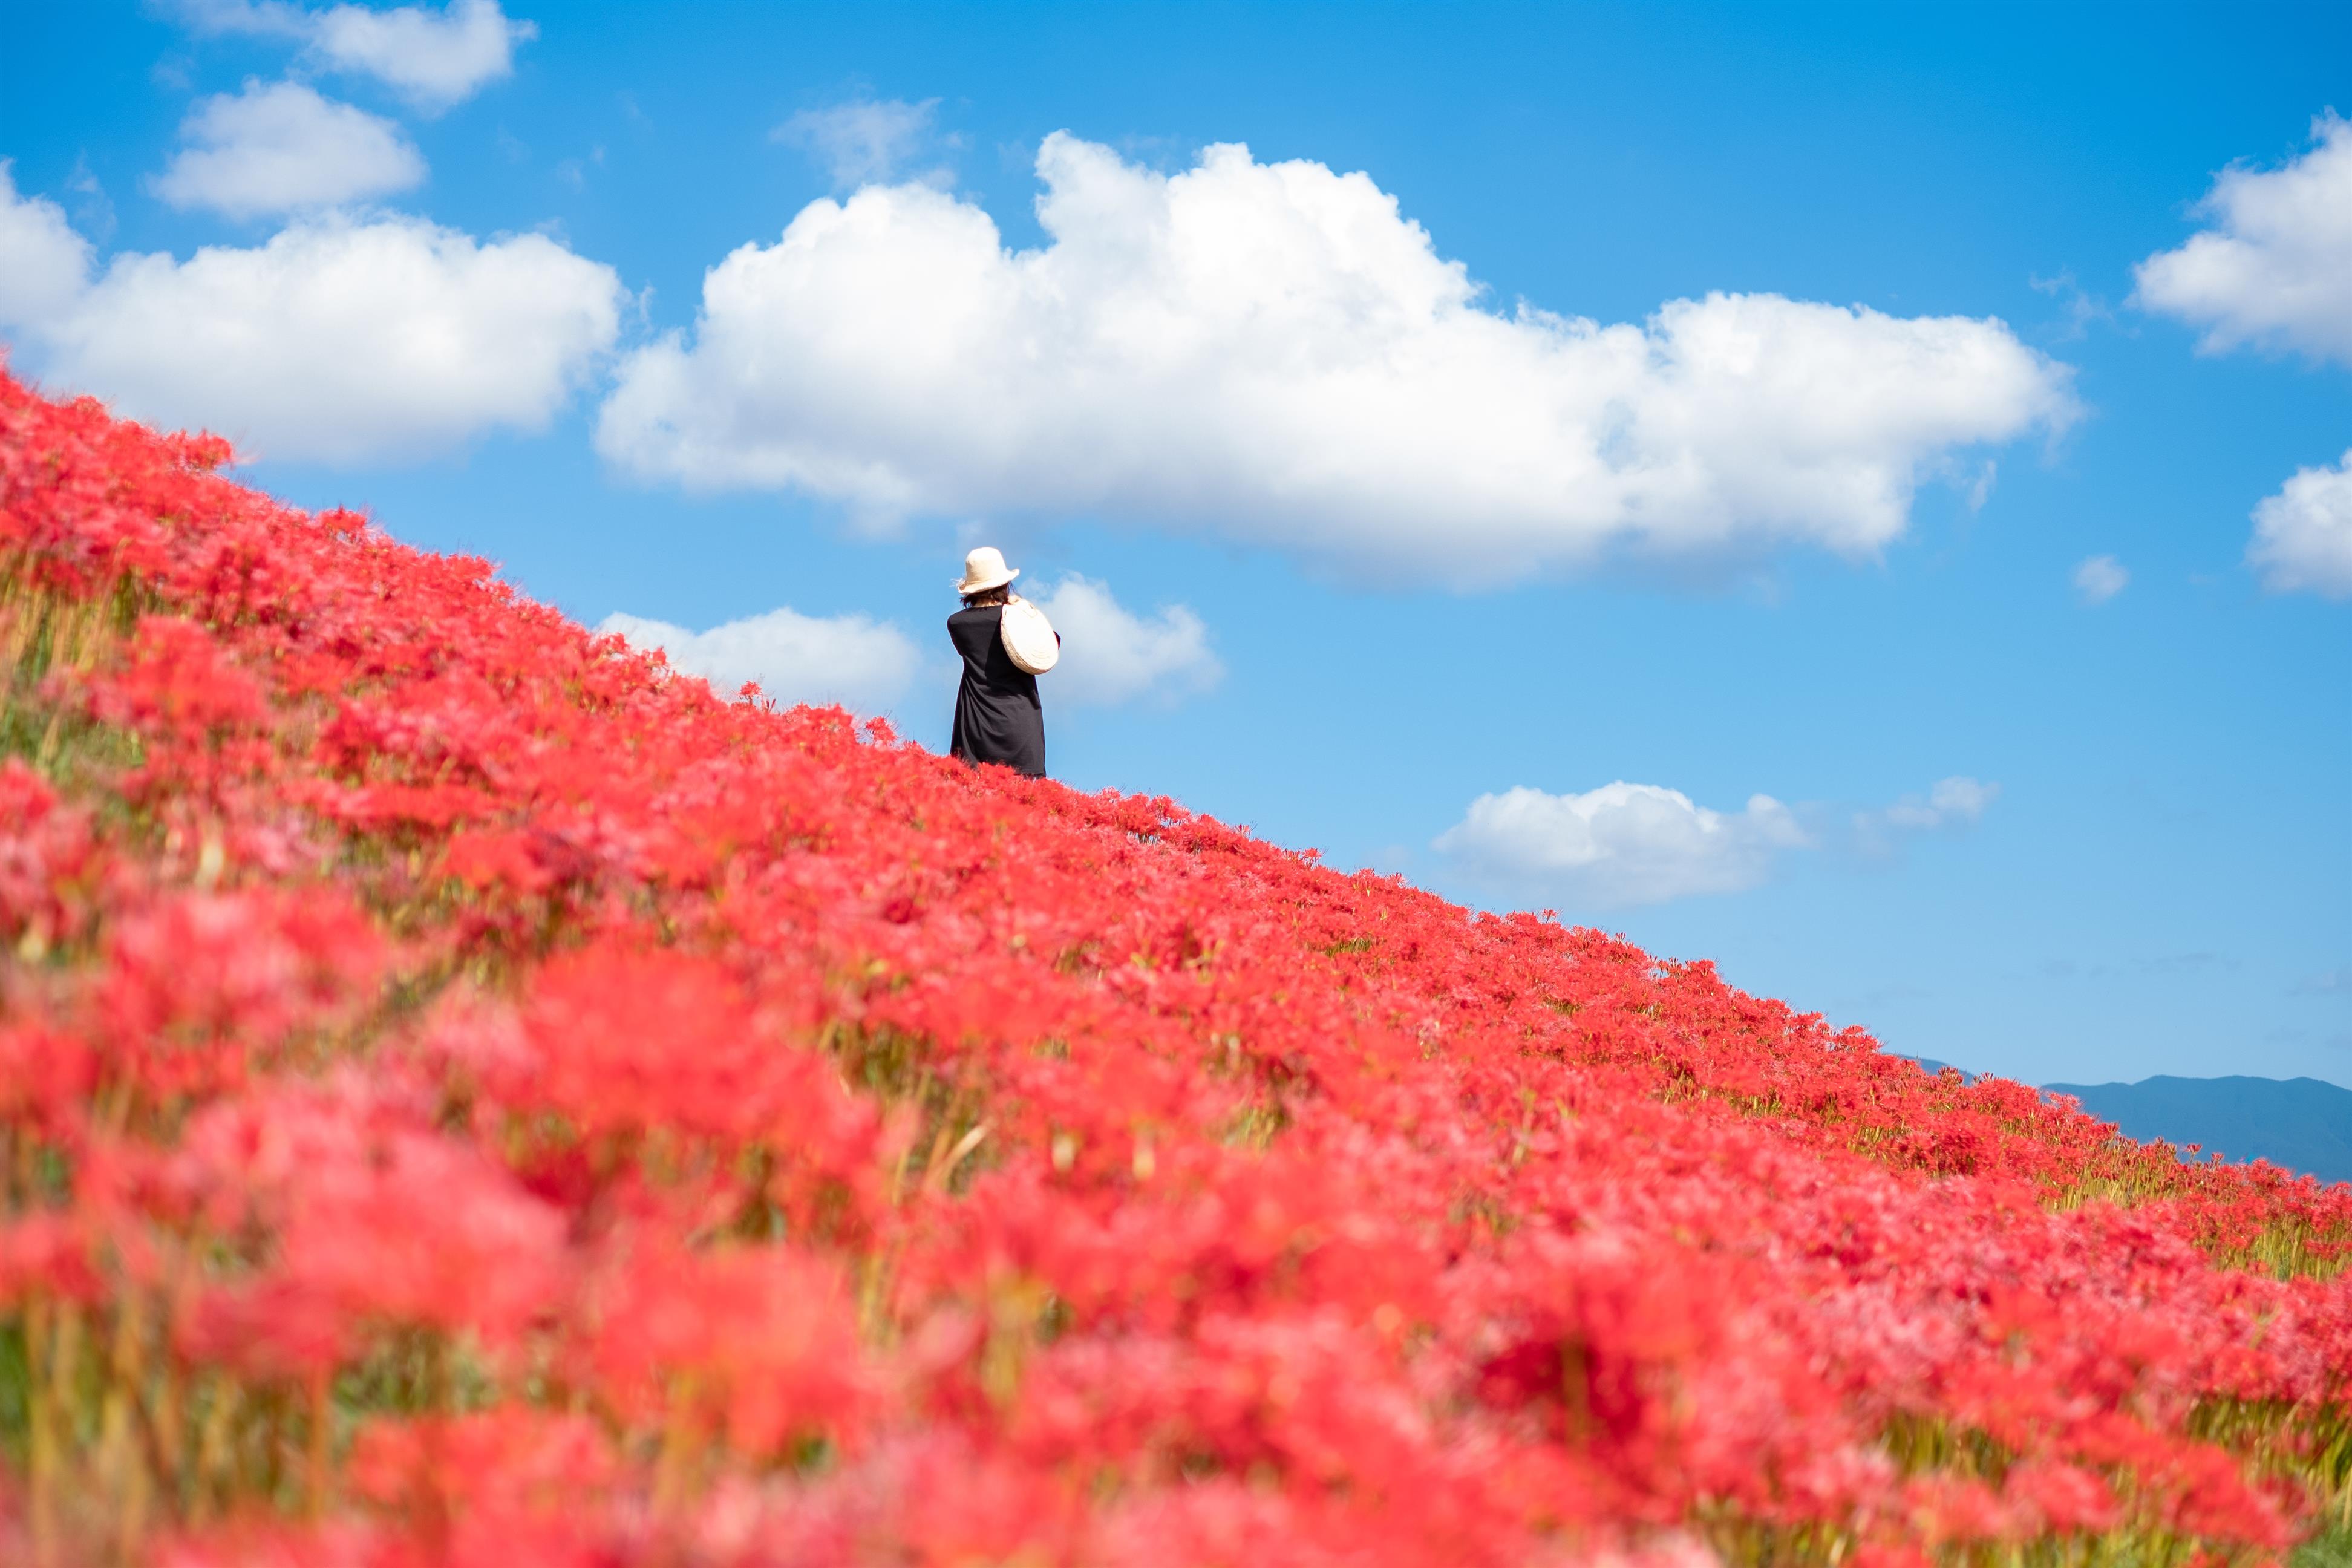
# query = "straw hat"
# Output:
<box><xmin>953</xmin><ymin>546</ymin><xmax>1020</xmax><ymax>595</ymax></box>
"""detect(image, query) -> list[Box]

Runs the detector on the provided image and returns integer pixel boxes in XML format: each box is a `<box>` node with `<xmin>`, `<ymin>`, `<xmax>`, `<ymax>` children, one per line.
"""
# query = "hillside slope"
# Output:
<box><xmin>2046</xmin><ymin>1076</ymin><xmax>2352</xmax><ymax>1187</ymax></box>
<box><xmin>1913</xmin><ymin>1060</ymin><xmax>2352</xmax><ymax>1187</ymax></box>
<box><xmin>3</xmin><ymin>368</ymin><xmax>2350</xmax><ymax>1567</ymax></box>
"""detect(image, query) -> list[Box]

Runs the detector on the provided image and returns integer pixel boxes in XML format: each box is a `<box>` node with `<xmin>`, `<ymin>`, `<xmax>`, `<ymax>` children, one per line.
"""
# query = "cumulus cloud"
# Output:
<box><xmin>179</xmin><ymin>0</ymin><xmax>534</xmax><ymax>112</ymax></box>
<box><xmin>311</xmin><ymin>0</ymin><xmax>532</xmax><ymax>108</ymax></box>
<box><xmin>1022</xmin><ymin>575</ymin><xmax>1220</xmax><ymax>707</ymax></box>
<box><xmin>2248</xmin><ymin>448</ymin><xmax>2352</xmax><ymax>598</ymax></box>
<box><xmin>774</xmin><ymin>97</ymin><xmax>948</xmax><ymax>189</ymax></box>
<box><xmin>1436</xmin><ymin>774</ymin><xmax>1999</xmax><ymax>909</ymax></box>
<box><xmin>2135</xmin><ymin>112</ymin><xmax>2352</xmax><ymax>365</ymax></box>
<box><xmin>2</xmin><ymin>175</ymin><xmax>620</xmax><ymax>463</ymax></box>
<box><xmin>0</xmin><ymin>163</ymin><xmax>95</xmax><ymax>331</ymax></box>
<box><xmin>1434</xmin><ymin>783</ymin><xmax>1808</xmax><ymax>908</ymax></box>
<box><xmin>2072</xmin><ymin>553</ymin><xmax>2128</xmax><ymax>604</ymax></box>
<box><xmin>151</xmin><ymin>80</ymin><xmax>426</xmax><ymax>219</ymax></box>
<box><xmin>596</xmin><ymin>606</ymin><xmax>924</xmax><ymax>714</ymax></box>
<box><xmin>597</xmin><ymin>133</ymin><xmax>2077</xmax><ymax>587</ymax></box>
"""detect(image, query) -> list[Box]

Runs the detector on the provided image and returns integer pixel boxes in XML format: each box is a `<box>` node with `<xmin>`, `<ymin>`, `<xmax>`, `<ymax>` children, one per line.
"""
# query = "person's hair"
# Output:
<box><xmin>961</xmin><ymin>584</ymin><xmax>1012</xmax><ymax>607</ymax></box>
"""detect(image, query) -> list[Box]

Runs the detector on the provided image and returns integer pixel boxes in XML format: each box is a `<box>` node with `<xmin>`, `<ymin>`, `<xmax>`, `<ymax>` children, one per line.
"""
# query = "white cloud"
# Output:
<box><xmin>179</xmin><ymin>0</ymin><xmax>534</xmax><ymax>112</ymax></box>
<box><xmin>1437</xmin><ymin>774</ymin><xmax>2000</xmax><ymax>908</ymax></box>
<box><xmin>0</xmin><ymin>163</ymin><xmax>95</xmax><ymax>331</ymax></box>
<box><xmin>2248</xmin><ymin>448</ymin><xmax>2352</xmax><ymax>598</ymax></box>
<box><xmin>596</xmin><ymin>606</ymin><xmax>924</xmax><ymax>714</ymax></box>
<box><xmin>312</xmin><ymin>0</ymin><xmax>532</xmax><ymax>109</ymax></box>
<box><xmin>2133</xmin><ymin>118</ymin><xmax>2352</xmax><ymax>597</ymax></box>
<box><xmin>596</xmin><ymin>133</ymin><xmax>2077</xmax><ymax>587</ymax></box>
<box><xmin>176</xmin><ymin>1</ymin><xmax>313</xmax><ymax>40</ymax></box>
<box><xmin>2134</xmin><ymin>112</ymin><xmax>2352</xmax><ymax>366</ymax></box>
<box><xmin>151</xmin><ymin>80</ymin><xmax>426</xmax><ymax>219</ymax></box>
<box><xmin>1434</xmin><ymin>782</ymin><xmax>1808</xmax><ymax>908</ymax></box>
<box><xmin>1883</xmin><ymin>776</ymin><xmax>1999</xmax><ymax>828</ymax></box>
<box><xmin>1857</xmin><ymin>776</ymin><xmax>2000</xmax><ymax>854</ymax></box>
<box><xmin>1022</xmin><ymin>574</ymin><xmax>1220</xmax><ymax>707</ymax></box>
<box><xmin>774</xmin><ymin>97</ymin><xmax>947</xmax><ymax>189</ymax></box>
<box><xmin>63</xmin><ymin>156</ymin><xmax>116</xmax><ymax>246</ymax></box>
<box><xmin>3</xmin><ymin>184</ymin><xmax>621</xmax><ymax>463</ymax></box>
<box><xmin>2072</xmin><ymin>553</ymin><xmax>2128</xmax><ymax>604</ymax></box>
<box><xmin>2027</xmin><ymin>269</ymin><xmax>2115</xmax><ymax>342</ymax></box>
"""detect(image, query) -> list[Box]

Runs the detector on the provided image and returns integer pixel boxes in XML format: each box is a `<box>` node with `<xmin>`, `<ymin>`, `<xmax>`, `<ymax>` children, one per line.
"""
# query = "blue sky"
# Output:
<box><xmin>4</xmin><ymin>2</ymin><xmax>2347</xmax><ymax>1088</ymax></box>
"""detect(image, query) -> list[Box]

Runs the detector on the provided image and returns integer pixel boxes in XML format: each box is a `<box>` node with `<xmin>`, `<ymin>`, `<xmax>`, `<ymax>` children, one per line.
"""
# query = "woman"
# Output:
<box><xmin>947</xmin><ymin>546</ymin><xmax>1053</xmax><ymax>778</ymax></box>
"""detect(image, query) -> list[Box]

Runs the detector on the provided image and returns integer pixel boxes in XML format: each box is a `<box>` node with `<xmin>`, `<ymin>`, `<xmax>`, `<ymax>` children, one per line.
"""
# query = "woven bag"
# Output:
<box><xmin>999</xmin><ymin>595</ymin><xmax>1060</xmax><ymax>674</ymax></box>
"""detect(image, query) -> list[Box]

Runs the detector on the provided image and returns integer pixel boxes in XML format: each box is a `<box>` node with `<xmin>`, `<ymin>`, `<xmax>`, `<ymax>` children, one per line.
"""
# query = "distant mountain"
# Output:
<box><xmin>2040</xmin><ymin>1076</ymin><xmax>2352</xmax><ymax>1187</ymax></box>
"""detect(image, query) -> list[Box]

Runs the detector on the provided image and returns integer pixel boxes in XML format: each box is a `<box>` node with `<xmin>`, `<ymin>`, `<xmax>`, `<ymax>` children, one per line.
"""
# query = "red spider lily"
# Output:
<box><xmin>581</xmin><ymin>1234</ymin><xmax>874</xmax><ymax>1460</ymax></box>
<box><xmin>1</xmin><ymin>364</ymin><xmax>2347</xmax><ymax>1567</ymax></box>
<box><xmin>171</xmin><ymin>1076</ymin><xmax>569</xmax><ymax>1378</ymax></box>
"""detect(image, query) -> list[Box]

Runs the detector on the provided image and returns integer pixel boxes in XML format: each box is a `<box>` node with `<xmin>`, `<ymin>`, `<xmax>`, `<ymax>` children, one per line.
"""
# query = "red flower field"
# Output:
<box><xmin>2</xmin><ymin>365</ymin><xmax>2348</xmax><ymax>1566</ymax></box>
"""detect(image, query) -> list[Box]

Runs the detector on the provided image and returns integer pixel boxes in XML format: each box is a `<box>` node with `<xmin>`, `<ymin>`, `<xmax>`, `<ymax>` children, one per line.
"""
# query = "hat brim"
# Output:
<box><xmin>953</xmin><ymin>566</ymin><xmax>1019</xmax><ymax>593</ymax></box>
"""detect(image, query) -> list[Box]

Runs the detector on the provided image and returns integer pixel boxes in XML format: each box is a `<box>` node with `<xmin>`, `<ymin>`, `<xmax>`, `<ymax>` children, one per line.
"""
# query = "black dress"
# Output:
<box><xmin>947</xmin><ymin>606</ymin><xmax>1046</xmax><ymax>777</ymax></box>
